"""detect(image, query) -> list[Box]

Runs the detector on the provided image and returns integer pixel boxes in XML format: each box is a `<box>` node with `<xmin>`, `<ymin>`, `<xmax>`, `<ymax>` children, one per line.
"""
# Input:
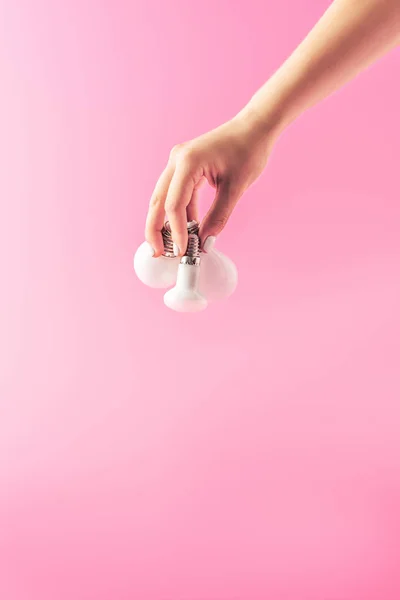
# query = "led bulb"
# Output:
<box><xmin>164</xmin><ymin>262</ymin><xmax>208</xmax><ymax>313</ymax></box>
<box><xmin>134</xmin><ymin>224</ymin><xmax>238</xmax><ymax>311</ymax></box>
<box><xmin>199</xmin><ymin>246</ymin><xmax>238</xmax><ymax>302</ymax></box>
<box><xmin>163</xmin><ymin>234</ymin><xmax>207</xmax><ymax>313</ymax></box>
<box><xmin>133</xmin><ymin>242</ymin><xmax>179</xmax><ymax>289</ymax></box>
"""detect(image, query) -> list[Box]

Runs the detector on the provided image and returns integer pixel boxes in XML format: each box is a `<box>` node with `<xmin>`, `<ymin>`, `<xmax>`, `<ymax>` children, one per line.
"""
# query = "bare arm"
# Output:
<box><xmin>145</xmin><ymin>0</ymin><xmax>400</xmax><ymax>257</ymax></box>
<box><xmin>241</xmin><ymin>0</ymin><xmax>400</xmax><ymax>133</ymax></box>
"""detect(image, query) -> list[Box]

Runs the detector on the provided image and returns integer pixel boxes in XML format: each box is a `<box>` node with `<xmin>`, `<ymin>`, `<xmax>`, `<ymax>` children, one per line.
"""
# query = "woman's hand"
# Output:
<box><xmin>144</xmin><ymin>0</ymin><xmax>400</xmax><ymax>258</ymax></box>
<box><xmin>145</xmin><ymin>114</ymin><xmax>278</xmax><ymax>257</ymax></box>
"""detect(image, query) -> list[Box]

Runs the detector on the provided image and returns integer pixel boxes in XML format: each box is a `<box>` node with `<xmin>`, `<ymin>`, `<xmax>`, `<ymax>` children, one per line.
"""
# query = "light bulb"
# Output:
<box><xmin>164</xmin><ymin>234</ymin><xmax>208</xmax><ymax>313</ymax></box>
<box><xmin>134</xmin><ymin>222</ymin><xmax>238</xmax><ymax>310</ymax></box>
<box><xmin>199</xmin><ymin>242</ymin><xmax>238</xmax><ymax>302</ymax></box>
<box><xmin>133</xmin><ymin>221</ymin><xmax>200</xmax><ymax>289</ymax></box>
<box><xmin>133</xmin><ymin>241</ymin><xmax>179</xmax><ymax>289</ymax></box>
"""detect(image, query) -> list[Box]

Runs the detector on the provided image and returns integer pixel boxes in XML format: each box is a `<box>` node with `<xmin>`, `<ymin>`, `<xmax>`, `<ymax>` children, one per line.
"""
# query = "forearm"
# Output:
<box><xmin>240</xmin><ymin>0</ymin><xmax>400</xmax><ymax>135</ymax></box>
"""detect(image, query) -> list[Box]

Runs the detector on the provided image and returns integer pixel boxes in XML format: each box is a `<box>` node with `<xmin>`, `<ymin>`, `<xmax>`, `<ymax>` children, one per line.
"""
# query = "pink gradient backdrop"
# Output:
<box><xmin>1</xmin><ymin>1</ymin><xmax>400</xmax><ymax>598</ymax></box>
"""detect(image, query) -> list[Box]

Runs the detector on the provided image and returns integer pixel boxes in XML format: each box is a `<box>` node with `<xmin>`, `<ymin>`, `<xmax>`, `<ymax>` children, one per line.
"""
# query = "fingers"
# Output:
<box><xmin>146</xmin><ymin>156</ymin><xmax>204</xmax><ymax>258</ymax></box>
<box><xmin>147</xmin><ymin>161</ymin><xmax>241</xmax><ymax>257</ymax></box>
<box><xmin>145</xmin><ymin>166</ymin><xmax>173</xmax><ymax>256</ymax></box>
<box><xmin>186</xmin><ymin>177</ymin><xmax>205</xmax><ymax>223</ymax></box>
<box><xmin>165</xmin><ymin>164</ymin><xmax>195</xmax><ymax>256</ymax></box>
<box><xmin>199</xmin><ymin>179</ymin><xmax>242</xmax><ymax>247</ymax></box>
<box><xmin>186</xmin><ymin>188</ymin><xmax>199</xmax><ymax>223</ymax></box>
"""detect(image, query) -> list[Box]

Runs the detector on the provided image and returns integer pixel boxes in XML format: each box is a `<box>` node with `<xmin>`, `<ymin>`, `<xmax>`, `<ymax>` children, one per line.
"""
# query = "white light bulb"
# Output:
<box><xmin>133</xmin><ymin>241</ymin><xmax>179</xmax><ymax>289</ymax></box>
<box><xmin>134</xmin><ymin>225</ymin><xmax>238</xmax><ymax>311</ymax></box>
<box><xmin>199</xmin><ymin>244</ymin><xmax>238</xmax><ymax>302</ymax></box>
<box><xmin>164</xmin><ymin>263</ymin><xmax>208</xmax><ymax>313</ymax></box>
<box><xmin>163</xmin><ymin>234</ymin><xmax>207</xmax><ymax>313</ymax></box>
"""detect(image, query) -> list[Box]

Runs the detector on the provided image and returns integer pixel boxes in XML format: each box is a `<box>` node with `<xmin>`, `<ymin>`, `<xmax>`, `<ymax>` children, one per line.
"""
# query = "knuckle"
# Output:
<box><xmin>169</xmin><ymin>144</ymin><xmax>183</xmax><ymax>162</ymax></box>
<box><xmin>169</xmin><ymin>144</ymin><xmax>200</xmax><ymax>180</ymax></box>
<box><xmin>170</xmin><ymin>144</ymin><xmax>197</xmax><ymax>167</ymax></box>
<box><xmin>165</xmin><ymin>198</ymin><xmax>180</xmax><ymax>214</ymax></box>
<box><xmin>178</xmin><ymin>147</ymin><xmax>197</xmax><ymax>166</ymax></box>
<box><xmin>149</xmin><ymin>193</ymin><xmax>163</xmax><ymax>209</ymax></box>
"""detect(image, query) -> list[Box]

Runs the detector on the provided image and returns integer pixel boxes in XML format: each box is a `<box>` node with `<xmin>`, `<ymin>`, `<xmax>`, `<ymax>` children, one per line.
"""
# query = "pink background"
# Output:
<box><xmin>1</xmin><ymin>1</ymin><xmax>400</xmax><ymax>599</ymax></box>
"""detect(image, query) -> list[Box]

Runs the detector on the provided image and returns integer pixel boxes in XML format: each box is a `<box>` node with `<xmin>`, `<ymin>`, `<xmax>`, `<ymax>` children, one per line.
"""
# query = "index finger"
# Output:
<box><xmin>165</xmin><ymin>164</ymin><xmax>195</xmax><ymax>256</ymax></box>
<box><xmin>145</xmin><ymin>166</ymin><xmax>173</xmax><ymax>257</ymax></box>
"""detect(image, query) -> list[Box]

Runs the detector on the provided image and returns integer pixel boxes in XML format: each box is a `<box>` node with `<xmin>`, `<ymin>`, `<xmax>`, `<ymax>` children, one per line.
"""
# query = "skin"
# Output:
<box><xmin>145</xmin><ymin>0</ymin><xmax>400</xmax><ymax>257</ymax></box>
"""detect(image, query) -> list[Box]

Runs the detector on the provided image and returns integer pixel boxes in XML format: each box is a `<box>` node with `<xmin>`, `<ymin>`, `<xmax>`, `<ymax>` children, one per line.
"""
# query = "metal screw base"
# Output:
<box><xmin>162</xmin><ymin>221</ymin><xmax>201</xmax><ymax>263</ymax></box>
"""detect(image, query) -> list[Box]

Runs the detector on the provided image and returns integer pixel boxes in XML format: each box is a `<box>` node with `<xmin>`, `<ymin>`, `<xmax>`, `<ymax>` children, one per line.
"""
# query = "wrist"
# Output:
<box><xmin>234</xmin><ymin>97</ymin><xmax>287</xmax><ymax>146</ymax></box>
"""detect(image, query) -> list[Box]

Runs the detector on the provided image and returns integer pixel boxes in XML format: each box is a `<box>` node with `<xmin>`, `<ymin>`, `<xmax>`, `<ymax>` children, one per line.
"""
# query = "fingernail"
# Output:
<box><xmin>203</xmin><ymin>236</ymin><xmax>217</xmax><ymax>253</ymax></box>
<box><xmin>145</xmin><ymin>241</ymin><xmax>155</xmax><ymax>257</ymax></box>
<box><xmin>173</xmin><ymin>243</ymin><xmax>180</xmax><ymax>257</ymax></box>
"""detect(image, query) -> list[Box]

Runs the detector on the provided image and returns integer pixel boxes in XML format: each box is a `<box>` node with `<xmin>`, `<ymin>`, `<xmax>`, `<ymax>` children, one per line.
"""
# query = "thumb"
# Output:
<box><xmin>199</xmin><ymin>180</ymin><xmax>242</xmax><ymax>246</ymax></box>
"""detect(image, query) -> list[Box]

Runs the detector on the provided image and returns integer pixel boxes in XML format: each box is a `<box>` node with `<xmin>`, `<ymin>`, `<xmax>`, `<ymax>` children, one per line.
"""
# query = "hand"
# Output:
<box><xmin>145</xmin><ymin>113</ymin><xmax>278</xmax><ymax>257</ymax></box>
<box><xmin>145</xmin><ymin>0</ymin><xmax>400</xmax><ymax>258</ymax></box>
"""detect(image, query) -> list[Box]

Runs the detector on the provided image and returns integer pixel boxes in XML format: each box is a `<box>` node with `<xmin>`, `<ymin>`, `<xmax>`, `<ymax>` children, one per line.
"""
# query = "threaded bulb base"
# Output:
<box><xmin>162</xmin><ymin>221</ymin><xmax>200</xmax><ymax>258</ymax></box>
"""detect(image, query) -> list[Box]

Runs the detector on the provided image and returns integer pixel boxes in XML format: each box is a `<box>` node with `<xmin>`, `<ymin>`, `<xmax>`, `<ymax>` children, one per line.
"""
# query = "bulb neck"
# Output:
<box><xmin>175</xmin><ymin>261</ymin><xmax>201</xmax><ymax>291</ymax></box>
<box><xmin>180</xmin><ymin>256</ymin><xmax>200</xmax><ymax>266</ymax></box>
